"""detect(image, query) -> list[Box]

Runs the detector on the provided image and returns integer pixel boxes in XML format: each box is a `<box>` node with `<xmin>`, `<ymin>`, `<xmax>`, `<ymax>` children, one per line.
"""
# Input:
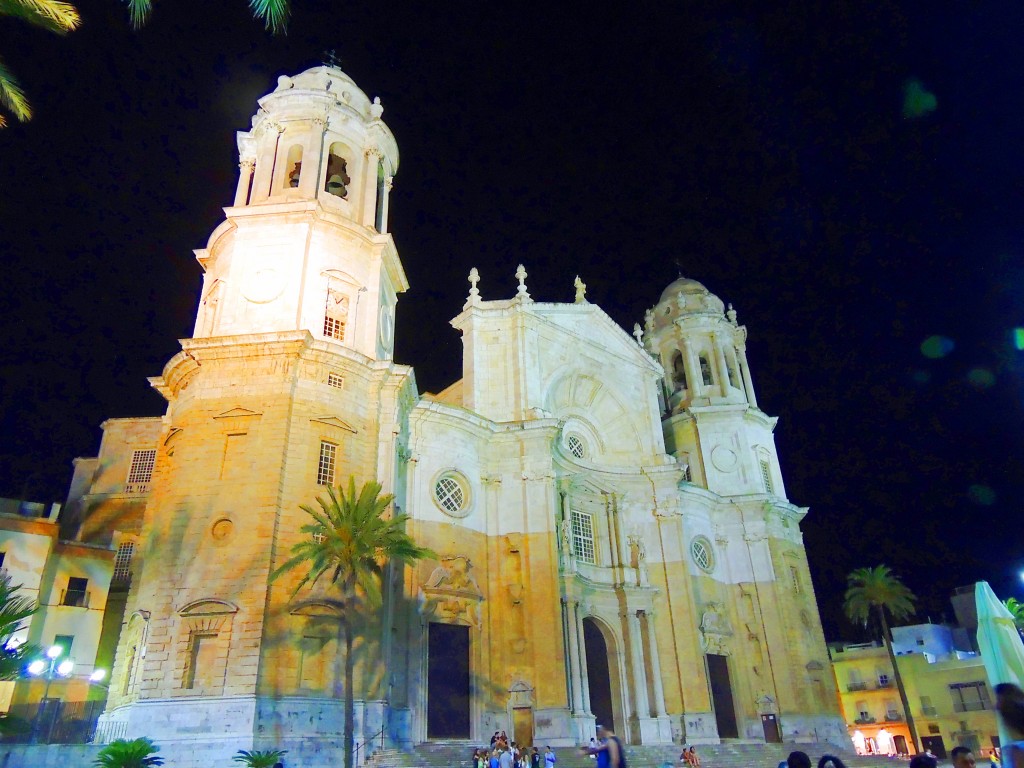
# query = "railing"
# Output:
<box><xmin>0</xmin><ymin>700</ymin><xmax>105</xmax><ymax>744</ymax></box>
<box><xmin>847</xmin><ymin>682</ymin><xmax>868</xmax><ymax>691</ymax></box>
<box><xmin>124</xmin><ymin>482</ymin><xmax>150</xmax><ymax>495</ymax></box>
<box><xmin>353</xmin><ymin>726</ymin><xmax>385</xmax><ymax>765</ymax></box>
<box><xmin>922</xmin><ymin>706</ymin><xmax>937</xmax><ymax>716</ymax></box>
<box><xmin>878</xmin><ymin>679</ymin><xmax>894</xmax><ymax>688</ymax></box>
<box><xmin>60</xmin><ymin>589</ymin><xmax>90</xmax><ymax>608</ymax></box>
<box><xmin>885</xmin><ymin>712</ymin><xmax>903</xmax><ymax>722</ymax></box>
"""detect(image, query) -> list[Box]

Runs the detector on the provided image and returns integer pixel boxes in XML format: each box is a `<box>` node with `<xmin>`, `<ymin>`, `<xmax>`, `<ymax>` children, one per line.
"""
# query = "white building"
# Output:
<box><xmin>51</xmin><ymin>65</ymin><xmax>847</xmax><ymax>767</ymax></box>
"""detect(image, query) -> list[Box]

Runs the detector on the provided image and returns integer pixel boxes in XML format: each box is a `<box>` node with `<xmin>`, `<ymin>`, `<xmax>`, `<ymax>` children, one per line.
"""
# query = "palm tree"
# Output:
<box><xmin>0</xmin><ymin>0</ymin><xmax>81</xmax><ymax>127</ymax></box>
<box><xmin>233</xmin><ymin>749</ymin><xmax>288</xmax><ymax>767</ymax></box>
<box><xmin>844</xmin><ymin>565</ymin><xmax>919</xmax><ymax>753</ymax></box>
<box><xmin>1004</xmin><ymin>598</ymin><xmax>1024</xmax><ymax>638</ymax></box>
<box><xmin>124</xmin><ymin>0</ymin><xmax>290</xmax><ymax>32</ymax></box>
<box><xmin>0</xmin><ymin>571</ymin><xmax>40</xmax><ymax>735</ymax></box>
<box><xmin>272</xmin><ymin>478</ymin><xmax>436</xmax><ymax>768</ymax></box>
<box><xmin>92</xmin><ymin>737</ymin><xmax>164</xmax><ymax>767</ymax></box>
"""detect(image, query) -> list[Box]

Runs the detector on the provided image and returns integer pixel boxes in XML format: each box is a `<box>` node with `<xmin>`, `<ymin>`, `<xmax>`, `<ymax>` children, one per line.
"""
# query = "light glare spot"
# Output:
<box><xmin>920</xmin><ymin>335</ymin><xmax>954</xmax><ymax>359</ymax></box>
<box><xmin>967</xmin><ymin>368</ymin><xmax>995</xmax><ymax>389</ymax></box>
<box><xmin>968</xmin><ymin>484</ymin><xmax>996</xmax><ymax>506</ymax></box>
<box><xmin>1014</xmin><ymin>328</ymin><xmax>1024</xmax><ymax>350</ymax></box>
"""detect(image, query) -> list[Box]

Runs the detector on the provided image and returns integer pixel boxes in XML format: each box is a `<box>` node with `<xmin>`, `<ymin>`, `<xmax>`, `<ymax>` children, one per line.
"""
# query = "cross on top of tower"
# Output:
<box><xmin>322</xmin><ymin>49</ymin><xmax>342</xmax><ymax>68</ymax></box>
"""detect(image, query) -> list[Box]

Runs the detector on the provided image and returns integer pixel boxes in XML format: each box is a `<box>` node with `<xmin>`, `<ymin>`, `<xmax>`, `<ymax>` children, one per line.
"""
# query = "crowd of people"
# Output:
<box><xmin>475</xmin><ymin>731</ymin><xmax>556</xmax><ymax>768</ymax></box>
<box><xmin>472</xmin><ymin>686</ymin><xmax>1024</xmax><ymax>768</ymax></box>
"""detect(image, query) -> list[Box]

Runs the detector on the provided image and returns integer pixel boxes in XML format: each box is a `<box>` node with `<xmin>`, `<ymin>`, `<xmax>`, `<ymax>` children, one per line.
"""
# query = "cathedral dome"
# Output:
<box><xmin>654</xmin><ymin>276</ymin><xmax>725</xmax><ymax>318</ymax></box>
<box><xmin>269</xmin><ymin>65</ymin><xmax>376</xmax><ymax>119</ymax></box>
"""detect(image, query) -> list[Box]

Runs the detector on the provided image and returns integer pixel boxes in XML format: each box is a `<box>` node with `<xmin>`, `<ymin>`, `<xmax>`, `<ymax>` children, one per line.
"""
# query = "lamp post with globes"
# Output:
<box><xmin>27</xmin><ymin>644</ymin><xmax>74</xmax><ymax>744</ymax></box>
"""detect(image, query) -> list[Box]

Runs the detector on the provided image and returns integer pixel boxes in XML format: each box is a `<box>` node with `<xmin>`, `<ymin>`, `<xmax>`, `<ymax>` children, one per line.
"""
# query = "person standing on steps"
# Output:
<box><xmin>582</xmin><ymin>725</ymin><xmax>624</xmax><ymax>768</ymax></box>
<box><xmin>544</xmin><ymin>745</ymin><xmax>557</xmax><ymax>768</ymax></box>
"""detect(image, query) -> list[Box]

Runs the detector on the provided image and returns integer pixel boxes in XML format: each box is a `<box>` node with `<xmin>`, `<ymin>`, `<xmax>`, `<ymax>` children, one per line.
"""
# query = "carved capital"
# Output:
<box><xmin>238</xmin><ymin>159</ymin><xmax>256</xmax><ymax>172</ymax></box>
<box><xmin>364</xmin><ymin>145</ymin><xmax>384</xmax><ymax>159</ymax></box>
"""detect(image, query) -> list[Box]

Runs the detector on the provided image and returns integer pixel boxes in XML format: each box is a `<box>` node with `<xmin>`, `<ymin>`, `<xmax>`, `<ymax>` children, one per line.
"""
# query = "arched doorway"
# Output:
<box><xmin>583</xmin><ymin>618</ymin><xmax>621</xmax><ymax>734</ymax></box>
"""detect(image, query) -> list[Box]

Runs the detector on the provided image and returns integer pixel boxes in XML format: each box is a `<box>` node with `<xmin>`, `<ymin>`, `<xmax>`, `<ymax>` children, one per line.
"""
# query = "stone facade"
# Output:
<box><xmin>56</xmin><ymin>66</ymin><xmax>847</xmax><ymax>767</ymax></box>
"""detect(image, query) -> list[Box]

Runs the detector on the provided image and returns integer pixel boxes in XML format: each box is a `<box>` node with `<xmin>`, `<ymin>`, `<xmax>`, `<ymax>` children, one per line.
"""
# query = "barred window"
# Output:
<box><xmin>571</xmin><ymin>510</ymin><xmax>596</xmax><ymax>564</ymax></box>
<box><xmin>759</xmin><ymin>459</ymin><xmax>774</xmax><ymax>494</ymax></box>
<box><xmin>565</xmin><ymin>434</ymin><xmax>586</xmax><ymax>459</ymax></box>
<box><xmin>324</xmin><ymin>315</ymin><xmax>346</xmax><ymax>341</ymax></box>
<box><xmin>691</xmin><ymin>537</ymin><xmax>714</xmax><ymax>573</ymax></box>
<box><xmin>317</xmin><ymin>441</ymin><xmax>337</xmax><ymax>486</ymax></box>
<box><xmin>326</xmin><ymin>372</ymin><xmax>344</xmax><ymax>388</ymax></box>
<box><xmin>126</xmin><ymin>449</ymin><xmax>156</xmax><ymax>491</ymax></box>
<box><xmin>434</xmin><ymin>476</ymin><xmax>465</xmax><ymax>514</ymax></box>
<box><xmin>790</xmin><ymin>565</ymin><xmax>802</xmax><ymax>594</ymax></box>
<box><xmin>113</xmin><ymin>541</ymin><xmax>135</xmax><ymax>583</ymax></box>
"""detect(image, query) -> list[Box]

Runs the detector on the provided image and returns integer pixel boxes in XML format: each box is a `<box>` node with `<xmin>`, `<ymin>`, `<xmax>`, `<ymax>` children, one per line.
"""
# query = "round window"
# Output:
<box><xmin>433</xmin><ymin>472</ymin><xmax>470</xmax><ymax>518</ymax></box>
<box><xmin>691</xmin><ymin>536</ymin><xmax>714</xmax><ymax>573</ymax></box>
<box><xmin>565</xmin><ymin>434</ymin><xmax>586</xmax><ymax>460</ymax></box>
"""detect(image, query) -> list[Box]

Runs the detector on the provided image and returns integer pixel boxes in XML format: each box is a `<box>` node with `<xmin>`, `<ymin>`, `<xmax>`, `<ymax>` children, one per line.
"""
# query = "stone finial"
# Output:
<box><xmin>573</xmin><ymin>275</ymin><xmax>587</xmax><ymax>303</ymax></box>
<box><xmin>727</xmin><ymin>303</ymin><xmax>738</xmax><ymax>325</ymax></box>
<box><xmin>370</xmin><ymin>96</ymin><xmax>384</xmax><ymax>119</ymax></box>
<box><xmin>644</xmin><ymin>309</ymin><xmax>654</xmax><ymax>334</ymax></box>
<box><xmin>515</xmin><ymin>264</ymin><xmax>530</xmax><ymax>300</ymax></box>
<box><xmin>633</xmin><ymin>323</ymin><xmax>644</xmax><ymax>345</ymax></box>
<box><xmin>468</xmin><ymin>268</ymin><xmax>480</xmax><ymax>299</ymax></box>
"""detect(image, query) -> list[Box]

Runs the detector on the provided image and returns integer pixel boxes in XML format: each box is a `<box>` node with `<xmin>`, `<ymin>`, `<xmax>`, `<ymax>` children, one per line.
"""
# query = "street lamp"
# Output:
<box><xmin>27</xmin><ymin>644</ymin><xmax>74</xmax><ymax>743</ymax></box>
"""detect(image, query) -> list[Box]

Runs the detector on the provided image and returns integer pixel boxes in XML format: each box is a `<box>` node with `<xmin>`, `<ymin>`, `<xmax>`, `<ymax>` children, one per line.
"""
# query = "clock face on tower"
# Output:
<box><xmin>241</xmin><ymin>267</ymin><xmax>284</xmax><ymax>304</ymax></box>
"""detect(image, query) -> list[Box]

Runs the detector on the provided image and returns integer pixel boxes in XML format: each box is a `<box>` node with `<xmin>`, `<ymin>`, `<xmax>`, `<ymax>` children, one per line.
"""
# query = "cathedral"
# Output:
<box><xmin>60</xmin><ymin>66</ymin><xmax>846</xmax><ymax>766</ymax></box>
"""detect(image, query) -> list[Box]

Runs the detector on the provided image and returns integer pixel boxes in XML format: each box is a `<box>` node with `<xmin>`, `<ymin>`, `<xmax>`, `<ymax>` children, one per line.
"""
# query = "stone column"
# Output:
<box><xmin>643</xmin><ymin>611</ymin><xmax>668</xmax><ymax>717</ymax></box>
<box><xmin>627</xmin><ymin>611</ymin><xmax>651</xmax><ymax>718</ymax></box>
<box><xmin>681</xmin><ymin>338</ymin><xmax>703</xmax><ymax>398</ymax></box>
<box><xmin>565</xmin><ymin>599</ymin><xmax>585</xmax><ymax>713</ymax></box>
<box><xmin>712</xmin><ymin>335</ymin><xmax>731</xmax><ymax>397</ymax></box>
<box><xmin>737</xmin><ymin>345</ymin><xmax>758</xmax><ymax>408</ymax></box>
<box><xmin>575</xmin><ymin>603</ymin><xmax>592</xmax><ymax>713</ymax></box>
<box><xmin>298</xmin><ymin>117</ymin><xmax>327</xmax><ymax>198</ymax></box>
<box><xmin>362</xmin><ymin>147</ymin><xmax>382</xmax><ymax>227</ymax></box>
<box><xmin>234</xmin><ymin>159</ymin><xmax>255</xmax><ymax>206</ymax></box>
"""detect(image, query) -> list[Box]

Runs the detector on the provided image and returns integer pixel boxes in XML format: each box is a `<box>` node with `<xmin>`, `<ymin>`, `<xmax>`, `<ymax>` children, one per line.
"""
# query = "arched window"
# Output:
<box><xmin>699</xmin><ymin>354</ymin><xmax>714</xmax><ymax>386</ymax></box>
<box><xmin>284</xmin><ymin>144</ymin><xmax>303</xmax><ymax>189</ymax></box>
<box><xmin>324</xmin><ymin>143</ymin><xmax>351</xmax><ymax>198</ymax></box>
<box><xmin>671</xmin><ymin>351</ymin><xmax>688</xmax><ymax>390</ymax></box>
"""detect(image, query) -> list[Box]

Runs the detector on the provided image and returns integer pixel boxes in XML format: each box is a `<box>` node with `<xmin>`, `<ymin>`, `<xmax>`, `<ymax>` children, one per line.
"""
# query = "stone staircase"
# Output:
<box><xmin>364</xmin><ymin>741</ymin><xmax>924</xmax><ymax>768</ymax></box>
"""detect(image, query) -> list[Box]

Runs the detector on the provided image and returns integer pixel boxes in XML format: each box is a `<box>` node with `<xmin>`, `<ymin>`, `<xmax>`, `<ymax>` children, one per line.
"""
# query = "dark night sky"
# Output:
<box><xmin>3</xmin><ymin>0</ymin><xmax>1023</xmax><ymax>639</ymax></box>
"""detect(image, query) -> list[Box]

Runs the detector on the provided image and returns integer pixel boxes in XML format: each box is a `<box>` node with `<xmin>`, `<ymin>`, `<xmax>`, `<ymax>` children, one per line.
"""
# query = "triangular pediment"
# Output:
<box><xmin>310</xmin><ymin>416</ymin><xmax>357</xmax><ymax>433</ymax></box>
<box><xmin>213</xmin><ymin>407</ymin><xmax>263</xmax><ymax>419</ymax></box>
<box><xmin>533</xmin><ymin>303</ymin><xmax>662</xmax><ymax>375</ymax></box>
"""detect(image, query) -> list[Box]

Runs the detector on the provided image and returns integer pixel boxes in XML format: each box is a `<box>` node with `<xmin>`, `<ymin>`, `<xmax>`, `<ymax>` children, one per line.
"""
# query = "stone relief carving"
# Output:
<box><xmin>699</xmin><ymin>602</ymin><xmax>733</xmax><ymax>656</ymax></box>
<box><xmin>421</xmin><ymin>555</ymin><xmax>484</xmax><ymax>628</ymax></box>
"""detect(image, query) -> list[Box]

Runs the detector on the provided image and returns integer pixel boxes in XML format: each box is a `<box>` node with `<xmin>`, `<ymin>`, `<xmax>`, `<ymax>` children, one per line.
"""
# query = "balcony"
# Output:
<box><xmin>60</xmin><ymin>589</ymin><xmax>89</xmax><ymax>608</ymax></box>
<box><xmin>847</xmin><ymin>681</ymin><xmax>869</xmax><ymax>691</ymax></box>
<box><xmin>124</xmin><ymin>482</ymin><xmax>150</xmax><ymax>495</ymax></box>
<box><xmin>885</xmin><ymin>711</ymin><xmax>904</xmax><ymax>722</ymax></box>
<box><xmin>922</xmin><ymin>706</ymin><xmax>937</xmax><ymax>716</ymax></box>
<box><xmin>877</xmin><ymin>678</ymin><xmax>895</xmax><ymax>688</ymax></box>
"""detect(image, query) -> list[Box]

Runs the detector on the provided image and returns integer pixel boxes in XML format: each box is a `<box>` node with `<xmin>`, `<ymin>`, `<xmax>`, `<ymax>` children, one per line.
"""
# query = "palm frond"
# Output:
<box><xmin>249</xmin><ymin>0</ymin><xmax>289</xmax><ymax>34</ymax></box>
<box><xmin>0</xmin><ymin>57</ymin><xmax>31</xmax><ymax>124</ymax></box>
<box><xmin>843</xmin><ymin>565</ymin><xmax>916</xmax><ymax>632</ymax></box>
<box><xmin>124</xmin><ymin>0</ymin><xmax>150</xmax><ymax>28</ymax></box>
<box><xmin>0</xmin><ymin>0</ymin><xmax>81</xmax><ymax>34</ymax></box>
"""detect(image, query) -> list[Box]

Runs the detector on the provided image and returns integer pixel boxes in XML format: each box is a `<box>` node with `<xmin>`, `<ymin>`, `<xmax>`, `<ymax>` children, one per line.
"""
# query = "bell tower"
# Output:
<box><xmin>645</xmin><ymin>278</ymin><xmax>785</xmax><ymax>498</ymax></box>
<box><xmin>97</xmin><ymin>66</ymin><xmax>416</xmax><ymax>764</ymax></box>
<box><xmin>195</xmin><ymin>66</ymin><xmax>404</xmax><ymax>360</ymax></box>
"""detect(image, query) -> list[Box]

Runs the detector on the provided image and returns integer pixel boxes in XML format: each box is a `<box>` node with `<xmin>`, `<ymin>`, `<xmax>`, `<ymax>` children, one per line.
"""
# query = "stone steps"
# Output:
<box><xmin>364</xmin><ymin>741</ymin><xmax>916</xmax><ymax>768</ymax></box>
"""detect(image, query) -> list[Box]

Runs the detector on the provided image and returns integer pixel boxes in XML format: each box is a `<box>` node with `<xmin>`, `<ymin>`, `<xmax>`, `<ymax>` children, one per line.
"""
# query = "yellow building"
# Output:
<box><xmin>0</xmin><ymin>497</ymin><xmax>124</xmax><ymax>734</ymax></box>
<box><xmin>830</xmin><ymin>625</ymin><xmax>1000</xmax><ymax>761</ymax></box>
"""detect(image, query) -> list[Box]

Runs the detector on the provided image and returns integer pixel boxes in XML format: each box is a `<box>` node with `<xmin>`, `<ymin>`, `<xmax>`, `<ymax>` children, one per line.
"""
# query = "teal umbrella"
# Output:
<box><xmin>975</xmin><ymin>581</ymin><xmax>1024</xmax><ymax>748</ymax></box>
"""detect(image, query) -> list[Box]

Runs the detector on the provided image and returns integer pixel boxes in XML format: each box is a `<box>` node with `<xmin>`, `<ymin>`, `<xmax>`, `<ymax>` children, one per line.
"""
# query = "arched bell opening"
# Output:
<box><xmin>283</xmin><ymin>144</ymin><xmax>303</xmax><ymax>189</ymax></box>
<box><xmin>324</xmin><ymin>142</ymin><xmax>351</xmax><ymax>199</ymax></box>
